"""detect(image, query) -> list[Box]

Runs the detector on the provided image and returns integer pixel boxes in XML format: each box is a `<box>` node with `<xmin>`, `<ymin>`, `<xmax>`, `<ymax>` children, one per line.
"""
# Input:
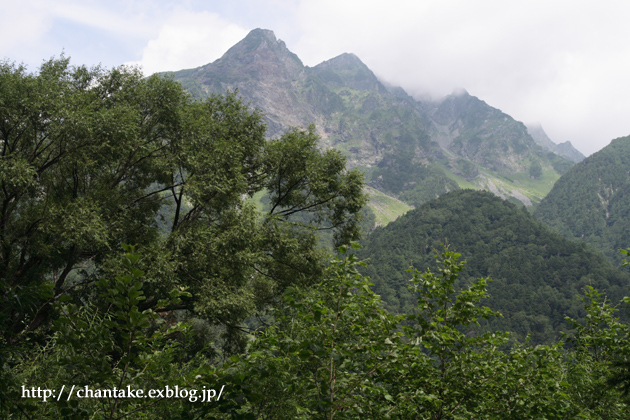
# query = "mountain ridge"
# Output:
<box><xmin>527</xmin><ymin>123</ymin><xmax>585</xmax><ymax>163</ymax></box>
<box><xmin>167</xmin><ymin>28</ymin><xmax>575</xmax><ymax>210</ymax></box>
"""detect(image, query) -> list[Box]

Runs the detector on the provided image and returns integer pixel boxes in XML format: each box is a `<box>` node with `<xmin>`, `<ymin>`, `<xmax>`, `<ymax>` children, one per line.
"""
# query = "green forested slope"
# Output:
<box><xmin>535</xmin><ymin>135</ymin><xmax>630</xmax><ymax>265</ymax></box>
<box><xmin>358</xmin><ymin>189</ymin><xmax>630</xmax><ymax>343</ymax></box>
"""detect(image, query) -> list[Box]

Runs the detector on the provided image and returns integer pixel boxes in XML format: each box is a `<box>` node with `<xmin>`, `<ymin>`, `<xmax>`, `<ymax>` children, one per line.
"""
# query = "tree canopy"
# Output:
<box><xmin>0</xmin><ymin>56</ymin><xmax>367</xmax><ymax>349</ymax></box>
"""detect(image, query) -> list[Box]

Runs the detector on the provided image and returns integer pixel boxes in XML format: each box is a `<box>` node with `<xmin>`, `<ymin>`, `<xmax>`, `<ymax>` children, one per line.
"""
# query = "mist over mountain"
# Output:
<box><xmin>527</xmin><ymin>123</ymin><xmax>585</xmax><ymax>163</ymax></box>
<box><xmin>168</xmin><ymin>28</ymin><xmax>576</xmax><ymax>211</ymax></box>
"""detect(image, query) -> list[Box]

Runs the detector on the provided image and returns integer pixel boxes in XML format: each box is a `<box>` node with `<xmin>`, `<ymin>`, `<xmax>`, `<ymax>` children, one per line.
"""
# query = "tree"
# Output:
<box><xmin>0</xmin><ymin>56</ymin><xmax>367</xmax><ymax>351</ymax></box>
<box><xmin>188</xmin><ymin>243</ymin><xmax>405</xmax><ymax>419</ymax></box>
<box><xmin>386</xmin><ymin>249</ymin><xmax>570</xmax><ymax>419</ymax></box>
<box><xmin>3</xmin><ymin>245</ymin><xmax>193</xmax><ymax>419</ymax></box>
<box><xmin>605</xmin><ymin>248</ymin><xmax>630</xmax><ymax>403</ymax></box>
<box><xmin>561</xmin><ymin>286</ymin><xmax>630</xmax><ymax>418</ymax></box>
<box><xmin>529</xmin><ymin>160</ymin><xmax>543</xmax><ymax>179</ymax></box>
<box><xmin>186</xmin><ymin>248</ymin><xmax>576</xmax><ymax>419</ymax></box>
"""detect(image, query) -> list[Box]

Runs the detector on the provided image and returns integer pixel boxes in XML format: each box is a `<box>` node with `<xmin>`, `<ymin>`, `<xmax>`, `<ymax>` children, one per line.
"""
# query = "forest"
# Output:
<box><xmin>2</xmin><ymin>58</ymin><xmax>630</xmax><ymax>419</ymax></box>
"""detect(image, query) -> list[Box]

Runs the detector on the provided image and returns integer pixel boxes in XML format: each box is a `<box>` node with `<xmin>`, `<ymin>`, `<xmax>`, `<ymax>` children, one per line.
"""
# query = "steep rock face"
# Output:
<box><xmin>527</xmin><ymin>123</ymin><xmax>585</xmax><ymax>163</ymax></box>
<box><xmin>302</xmin><ymin>51</ymin><xmax>458</xmax><ymax>206</ymax></box>
<box><xmin>172</xmin><ymin>29</ymin><xmax>316</xmax><ymax>137</ymax></box>
<box><xmin>535</xmin><ymin>135</ymin><xmax>630</xmax><ymax>264</ymax></box>
<box><xmin>169</xmin><ymin>28</ymin><xmax>573</xmax><ymax>209</ymax></box>
<box><xmin>422</xmin><ymin>91</ymin><xmax>570</xmax><ymax>176</ymax></box>
<box><xmin>556</xmin><ymin>141</ymin><xmax>586</xmax><ymax>163</ymax></box>
<box><xmin>415</xmin><ymin>91</ymin><xmax>573</xmax><ymax>206</ymax></box>
<box><xmin>170</xmin><ymin>29</ymin><xmax>459</xmax><ymax>208</ymax></box>
<box><xmin>310</xmin><ymin>53</ymin><xmax>387</xmax><ymax>93</ymax></box>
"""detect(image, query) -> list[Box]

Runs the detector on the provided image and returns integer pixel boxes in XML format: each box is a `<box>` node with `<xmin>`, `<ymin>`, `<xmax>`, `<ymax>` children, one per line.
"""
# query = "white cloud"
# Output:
<box><xmin>46</xmin><ymin>0</ymin><xmax>156</xmax><ymax>39</ymax></box>
<box><xmin>285</xmin><ymin>0</ymin><xmax>630</xmax><ymax>155</ymax></box>
<box><xmin>129</xmin><ymin>10</ymin><xmax>248</xmax><ymax>75</ymax></box>
<box><xmin>0</xmin><ymin>1</ymin><xmax>52</xmax><ymax>59</ymax></box>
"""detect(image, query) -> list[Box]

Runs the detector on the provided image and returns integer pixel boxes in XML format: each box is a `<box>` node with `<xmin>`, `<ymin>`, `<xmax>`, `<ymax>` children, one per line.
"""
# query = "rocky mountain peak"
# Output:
<box><xmin>205</xmin><ymin>28</ymin><xmax>304</xmax><ymax>81</ymax></box>
<box><xmin>311</xmin><ymin>52</ymin><xmax>385</xmax><ymax>92</ymax></box>
<box><xmin>431</xmin><ymin>91</ymin><xmax>488</xmax><ymax>126</ymax></box>
<box><xmin>451</xmin><ymin>87</ymin><xmax>469</xmax><ymax>97</ymax></box>
<box><xmin>170</xmin><ymin>29</ymin><xmax>576</xmax><ymax>208</ymax></box>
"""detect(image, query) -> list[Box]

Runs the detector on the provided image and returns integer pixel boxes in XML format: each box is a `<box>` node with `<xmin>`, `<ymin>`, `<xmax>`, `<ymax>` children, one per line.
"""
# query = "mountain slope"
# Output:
<box><xmin>527</xmin><ymin>123</ymin><xmax>585</xmax><ymax>163</ymax></box>
<box><xmin>170</xmin><ymin>29</ymin><xmax>459</xmax><ymax>212</ymax></box>
<box><xmin>171</xmin><ymin>28</ymin><xmax>316</xmax><ymax>138</ymax></box>
<box><xmin>357</xmin><ymin>189</ymin><xmax>630</xmax><ymax>343</ymax></box>
<box><xmin>535</xmin><ymin>135</ymin><xmax>630</xmax><ymax>264</ymax></box>
<box><xmin>419</xmin><ymin>91</ymin><xmax>574</xmax><ymax>206</ymax></box>
<box><xmin>168</xmin><ymin>28</ymin><xmax>574</xmax><ymax>211</ymax></box>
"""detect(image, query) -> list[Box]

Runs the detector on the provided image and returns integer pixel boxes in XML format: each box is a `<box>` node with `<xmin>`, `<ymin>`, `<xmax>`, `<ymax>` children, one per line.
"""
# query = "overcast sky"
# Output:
<box><xmin>3</xmin><ymin>0</ymin><xmax>629</xmax><ymax>156</ymax></box>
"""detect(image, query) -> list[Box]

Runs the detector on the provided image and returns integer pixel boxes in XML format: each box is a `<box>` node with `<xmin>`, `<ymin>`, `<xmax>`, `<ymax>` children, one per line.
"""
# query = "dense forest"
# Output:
<box><xmin>535</xmin><ymin>135</ymin><xmax>630</xmax><ymax>265</ymax></box>
<box><xmin>357</xmin><ymin>189</ymin><xmax>630</xmax><ymax>343</ymax></box>
<box><xmin>2</xmin><ymin>58</ymin><xmax>630</xmax><ymax>419</ymax></box>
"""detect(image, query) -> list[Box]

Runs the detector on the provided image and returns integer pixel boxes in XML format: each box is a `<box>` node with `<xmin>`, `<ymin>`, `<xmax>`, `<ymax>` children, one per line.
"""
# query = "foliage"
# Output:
<box><xmin>4</xmin><ymin>53</ymin><xmax>630</xmax><ymax>419</ymax></box>
<box><xmin>0</xmin><ymin>57</ymin><xmax>367</xmax><ymax>354</ymax></box>
<box><xmin>390</xmin><ymin>250</ymin><xmax>570</xmax><ymax>419</ymax></box>
<box><xmin>5</xmin><ymin>243</ymin><xmax>630</xmax><ymax>418</ymax></box>
<box><xmin>561</xmin><ymin>285</ymin><xmax>630</xmax><ymax>418</ymax></box>
<box><xmin>529</xmin><ymin>160</ymin><xmax>543</xmax><ymax>179</ymax></box>
<box><xmin>185</xmin><ymin>247</ymin><xmax>621</xmax><ymax>419</ymax></box>
<box><xmin>2</xmin><ymin>245</ymin><xmax>194</xmax><ymax>419</ymax></box>
<box><xmin>607</xmin><ymin>250</ymin><xmax>630</xmax><ymax>400</ymax></box>
<box><xmin>357</xmin><ymin>189</ymin><xmax>630</xmax><ymax>343</ymax></box>
<box><xmin>188</xmin><ymin>243</ymin><xmax>404</xmax><ymax>419</ymax></box>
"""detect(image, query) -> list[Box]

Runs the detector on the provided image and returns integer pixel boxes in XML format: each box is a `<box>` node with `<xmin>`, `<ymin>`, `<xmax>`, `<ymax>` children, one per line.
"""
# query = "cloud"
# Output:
<box><xmin>46</xmin><ymin>0</ymin><xmax>156</xmax><ymax>39</ymax></box>
<box><xmin>0</xmin><ymin>1</ymin><xmax>52</xmax><ymax>60</ymax></box>
<box><xmin>128</xmin><ymin>10</ymin><xmax>248</xmax><ymax>75</ymax></box>
<box><xmin>285</xmin><ymin>0</ymin><xmax>630</xmax><ymax>155</ymax></box>
<box><xmin>4</xmin><ymin>0</ymin><xmax>630</xmax><ymax>155</ymax></box>
<box><xmin>0</xmin><ymin>0</ymin><xmax>160</xmax><ymax>70</ymax></box>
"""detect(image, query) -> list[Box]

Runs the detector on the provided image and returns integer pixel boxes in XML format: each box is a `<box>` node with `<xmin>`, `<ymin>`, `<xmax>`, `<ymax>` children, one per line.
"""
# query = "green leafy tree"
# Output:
<box><xmin>3</xmin><ymin>245</ymin><xmax>193</xmax><ymax>419</ymax></box>
<box><xmin>387</xmin><ymin>249</ymin><xmax>570</xmax><ymax>419</ymax></box>
<box><xmin>0</xmin><ymin>57</ymin><xmax>366</xmax><ymax>352</ymax></box>
<box><xmin>188</xmin><ymin>243</ymin><xmax>403</xmax><ymax>419</ymax></box>
<box><xmin>562</xmin><ymin>286</ymin><xmax>630</xmax><ymax>418</ymax></box>
<box><xmin>605</xmin><ymin>248</ymin><xmax>630</xmax><ymax>403</ymax></box>
<box><xmin>185</xmin><ymin>248</ymin><xmax>578</xmax><ymax>419</ymax></box>
<box><xmin>529</xmin><ymin>160</ymin><xmax>543</xmax><ymax>179</ymax></box>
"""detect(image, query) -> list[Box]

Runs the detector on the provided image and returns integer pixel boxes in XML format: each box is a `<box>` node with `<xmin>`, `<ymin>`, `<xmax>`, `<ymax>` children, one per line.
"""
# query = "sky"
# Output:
<box><xmin>2</xmin><ymin>0</ymin><xmax>629</xmax><ymax>156</ymax></box>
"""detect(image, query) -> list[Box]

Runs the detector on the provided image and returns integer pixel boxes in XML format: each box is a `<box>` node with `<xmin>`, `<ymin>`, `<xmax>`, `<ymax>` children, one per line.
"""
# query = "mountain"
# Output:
<box><xmin>527</xmin><ymin>123</ymin><xmax>585</xmax><ymax>163</ymax></box>
<box><xmin>418</xmin><ymin>92</ymin><xmax>574</xmax><ymax>206</ymax></box>
<box><xmin>170</xmin><ymin>29</ymin><xmax>458</xmax><ymax>218</ymax></box>
<box><xmin>168</xmin><ymin>28</ymin><xmax>574</xmax><ymax>212</ymax></box>
<box><xmin>356</xmin><ymin>189</ymin><xmax>630</xmax><ymax>343</ymax></box>
<box><xmin>535</xmin><ymin>135</ymin><xmax>630</xmax><ymax>264</ymax></box>
<box><xmin>171</xmin><ymin>28</ymin><xmax>316</xmax><ymax>138</ymax></box>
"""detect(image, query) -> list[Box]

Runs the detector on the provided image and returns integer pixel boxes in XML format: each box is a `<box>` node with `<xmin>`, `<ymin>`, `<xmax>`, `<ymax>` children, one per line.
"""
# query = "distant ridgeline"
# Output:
<box><xmin>167</xmin><ymin>28</ymin><xmax>583</xmax><ymax>216</ymax></box>
<box><xmin>356</xmin><ymin>189</ymin><xmax>630</xmax><ymax>344</ymax></box>
<box><xmin>535</xmin><ymin>135</ymin><xmax>630</xmax><ymax>266</ymax></box>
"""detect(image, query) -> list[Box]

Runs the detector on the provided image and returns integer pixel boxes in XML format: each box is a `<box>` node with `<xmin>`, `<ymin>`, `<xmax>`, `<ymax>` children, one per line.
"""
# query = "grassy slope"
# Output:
<box><xmin>365</xmin><ymin>186</ymin><xmax>413</xmax><ymax>226</ymax></box>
